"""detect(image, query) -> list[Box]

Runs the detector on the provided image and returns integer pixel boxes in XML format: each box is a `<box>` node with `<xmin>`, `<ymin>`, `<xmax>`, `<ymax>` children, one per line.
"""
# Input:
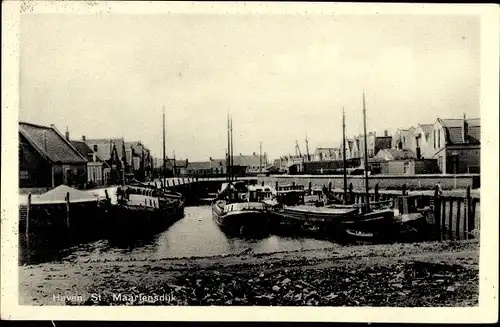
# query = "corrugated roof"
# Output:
<box><xmin>19</xmin><ymin>122</ymin><xmax>87</xmax><ymax>164</ymax></box>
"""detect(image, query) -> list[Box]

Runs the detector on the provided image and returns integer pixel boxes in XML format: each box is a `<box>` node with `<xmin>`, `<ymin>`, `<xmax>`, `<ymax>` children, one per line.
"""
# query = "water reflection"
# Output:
<box><xmin>20</xmin><ymin>206</ymin><xmax>337</xmax><ymax>265</ymax></box>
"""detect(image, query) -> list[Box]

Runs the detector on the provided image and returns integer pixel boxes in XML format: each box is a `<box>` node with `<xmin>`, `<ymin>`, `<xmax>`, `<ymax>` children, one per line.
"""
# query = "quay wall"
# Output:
<box><xmin>257</xmin><ymin>174</ymin><xmax>480</xmax><ymax>190</ymax></box>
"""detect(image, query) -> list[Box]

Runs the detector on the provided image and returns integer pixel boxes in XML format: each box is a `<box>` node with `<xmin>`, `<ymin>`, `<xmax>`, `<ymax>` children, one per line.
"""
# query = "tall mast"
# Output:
<box><xmin>362</xmin><ymin>92</ymin><xmax>370</xmax><ymax>212</ymax></box>
<box><xmin>305</xmin><ymin>134</ymin><xmax>310</xmax><ymax>162</ymax></box>
<box><xmin>226</xmin><ymin>113</ymin><xmax>230</xmax><ymax>182</ymax></box>
<box><xmin>162</xmin><ymin>106</ymin><xmax>166</xmax><ymax>187</ymax></box>
<box><xmin>342</xmin><ymin>107</ymin><xmax>348</xmax><ymax>204</ymax></box>
<box><xmin>230</xmin><ymin>116</ymin><xmax>234</xmax><ymax>181</ymax></box>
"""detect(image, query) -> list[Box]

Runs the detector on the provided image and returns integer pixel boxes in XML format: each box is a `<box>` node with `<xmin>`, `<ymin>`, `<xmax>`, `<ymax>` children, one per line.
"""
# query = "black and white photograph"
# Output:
<box><xmin>1</xmin><ymin>1</ymin><xmax>498</xmax><ymax>323</ymax></box>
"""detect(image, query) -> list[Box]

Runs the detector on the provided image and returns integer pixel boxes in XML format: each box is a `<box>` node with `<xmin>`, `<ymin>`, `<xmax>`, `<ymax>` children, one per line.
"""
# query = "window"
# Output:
<box><xmin>433</xmin><ymin>131</ymin><xmax>436</xmax><ymax>148</ymax></box>
<box><xmin>93</xmin><ymin>144</ymin><xmax>98</xmax><ymax>152</ymax></box>
<box><xmin>403</xmin><ymin>161</ymin><xmax>410</xmax><ymax>175</ymax></box>
<box><xmin>437</xmin><ymin>130</ymin><xmax>441</xmax><ymax>148</ymax></box>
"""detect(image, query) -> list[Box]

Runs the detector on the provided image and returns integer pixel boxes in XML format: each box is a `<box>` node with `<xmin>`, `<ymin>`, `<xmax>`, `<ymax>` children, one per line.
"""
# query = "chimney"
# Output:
<box><xmin>209</xmin><ymin>157</ymin><xmax>212</xmax><ymax>161</ymax></box>
<box><xmin>82</xmin><ymin>135</ymin><xmax>86</xmax><ymax>141</ymax></box>
<box><xmin>65</xmin><ymin>126</ymin><xmax>70</xmax><ymax>140</ymax></box>
<box><xmin>253</xmin><ymin>152</ymin><xmax>256</xmax><ymax>156</ymax></box>
<box><xmin>463</xmin><ymin>113</ymin><xmax>468</xmax><ymax>143</ymax></box>
<box><xmin>384</xmin><ymin>130</ymin><xmax>388</xmax><ymax>137</ymax></box>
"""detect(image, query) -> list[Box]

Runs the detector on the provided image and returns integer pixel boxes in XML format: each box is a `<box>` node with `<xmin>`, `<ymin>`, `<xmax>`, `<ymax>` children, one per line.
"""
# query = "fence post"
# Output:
<box><xmin>402</xmin><ymin>183</ymin><xmax>407</xmax><ymax>196</ymax></box>
<box><xmin>65</xmin><ymin>192</ymin><xmax>71</xmax><ymax>229</ymax></box>
<box><xmin>448</xmin><ymin>198</ymin><xmax>453</xmax><ymax>240</ymax></box>
<box><xmin>26</xmin><ymin>193</ymin><xmax>31</xmax><ymax>239</ymax></box>
<box><xmin>456</xmin><ymin>198</ymin><xmax>462</xmax><ymax>240</ymax></box>
<box><xmin>374</xmin><ymin>183</ymin><xmax>379</xmax><ymax>202</ymax></box>
<box><xmin>308</xmin><ymin>181</ymin><xmax>312</xmax><ymax>191</ymax></box>
<box><xmin>434</xmin><ymin>185</ymin><xmax>442</xmax><ymax>241</ymax></box>
<box><xmin>275</xmin><ymin>181</ymin><xmax>278</xmax><ymax>191</ymax></box>
<box><xmin>465</xmin><ymin>186</ymin><xmax>472</xmax><ymax>239</ymax></box>
<box><xmin>328</xmin><ymin>181</ymin><xmax>332</xmax><ymax>193</ymax></box>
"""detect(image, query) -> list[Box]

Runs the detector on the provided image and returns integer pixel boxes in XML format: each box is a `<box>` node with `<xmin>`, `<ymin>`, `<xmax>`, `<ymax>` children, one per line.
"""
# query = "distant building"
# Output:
<box><xmin>19</xmin><ymin>122</ymin><xmax>88</xmax><ymax>188</ymax></box>
<box><xmin>70</xmin><ymin>139</ymin><xmax>109</xmax><ymax>186</ymax></box>
<box><xmin>414</xmin><ymin>123</ymin><xmax>433</xmax><ymax>159</ymax></box>
<box><xmin>428</xmin><ymin>116</ymin><xmax>480</xmax><ymax>174</ymax></box>
<box><xmin>232</xmin><ymin>152</ymin><xmax>268</xmax><ymax>175</ymax></box>
<box><xmin>369</xmin><ymin>148</ymin><xmax>439</xmax><ymax>175</ymax></box>
<box><xmin>392</xmin><ymin>127</ymin><xmax>417</xmax><ymax>152</ymax></box>
<box><xmin>313</xmin><ymin>147</ymin><xmax>339</xmax><ymax>161</ymax></box>
<box><xmin>125</xmin><ymin>141</ymin><xmax>153</xmax><ymax>181</ymax></box>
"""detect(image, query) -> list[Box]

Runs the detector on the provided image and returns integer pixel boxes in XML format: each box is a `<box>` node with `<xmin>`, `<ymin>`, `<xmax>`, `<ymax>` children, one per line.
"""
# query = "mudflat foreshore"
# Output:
<box><xmin>19</xmin><ymin>240</ymin><xmax>479</xmax><ymax>307</ymax></box>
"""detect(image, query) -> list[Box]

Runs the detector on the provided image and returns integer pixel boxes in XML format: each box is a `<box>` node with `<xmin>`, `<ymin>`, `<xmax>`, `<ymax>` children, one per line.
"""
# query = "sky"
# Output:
<box><xmin>19</xmin><ymin>13</ymin><xmax>480</xmax><ymax>161</ymax></box>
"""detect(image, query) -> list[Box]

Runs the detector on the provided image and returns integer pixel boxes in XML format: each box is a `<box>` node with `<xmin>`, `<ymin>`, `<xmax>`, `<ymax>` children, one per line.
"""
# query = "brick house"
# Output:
<box><xmin>429</xmin><ymin>115</ymin><xmax>480</xmax><ymax>174</ymax></box>
<box><xmin>19</xmin><ymin>122</ymin><xmax>88</xmax><ymax>188</ymax></box>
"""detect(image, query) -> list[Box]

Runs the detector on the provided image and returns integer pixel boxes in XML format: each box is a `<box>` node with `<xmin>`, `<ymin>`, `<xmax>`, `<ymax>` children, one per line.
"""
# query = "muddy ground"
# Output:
<box><xmin>19</xmin><ymin>240</ymin><xmax>479</xmax><ymax>306</ymax></box>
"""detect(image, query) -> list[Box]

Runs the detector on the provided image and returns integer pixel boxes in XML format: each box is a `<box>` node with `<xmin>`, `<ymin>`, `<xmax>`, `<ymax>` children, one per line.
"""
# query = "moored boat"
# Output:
<box><xmin>102</xmin><ymin>183</ymin><xmax>185</xmax><ymax>239</ymax></box>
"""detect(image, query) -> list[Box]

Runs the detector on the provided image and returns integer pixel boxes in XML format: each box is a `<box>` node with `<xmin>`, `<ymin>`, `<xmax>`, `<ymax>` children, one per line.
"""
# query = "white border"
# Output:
<box><xmin>1</xmin><ymin>1</ymin><xmax>498</xmax><ymax>322</ymax></box>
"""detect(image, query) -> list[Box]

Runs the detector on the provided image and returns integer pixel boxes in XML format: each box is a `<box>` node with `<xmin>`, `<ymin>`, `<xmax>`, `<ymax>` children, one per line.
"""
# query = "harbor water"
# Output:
<box><xmin>20</xmin><ymin>205</ymin><xmax>337</xmax><ymax>265</ymax></box>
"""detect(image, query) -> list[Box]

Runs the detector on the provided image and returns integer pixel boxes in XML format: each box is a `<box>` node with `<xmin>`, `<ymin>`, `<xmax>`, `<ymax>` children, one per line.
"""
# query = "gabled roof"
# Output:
<box><xmin>70</xmin><ymin>140</ymin><xmax>103</xmax><ymax>162</ymax></box>
<box><xmin>438</xmin><ymin>118</ymin><xmax>480</xmax><ymax>144</ymax></box>
<box><xmin>418</xmin><ymin>124</ymin><xmax>433</xmax><ymax>135</ymax></box>
<box><xmin>85</xmin><ymin>138</ymin><xmax>125</xmax><ymax>161</ymax></box>
<box><xmin>19</xmin><ymin>122</ymin><xmax>87</xmax><ymax>164</ymax></box>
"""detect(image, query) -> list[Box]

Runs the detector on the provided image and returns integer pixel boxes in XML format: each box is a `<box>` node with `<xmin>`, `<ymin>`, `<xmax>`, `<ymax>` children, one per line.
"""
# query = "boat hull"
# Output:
<box><xmin>104</xmin><ymin>199</ymin><xmax>185</xmax><ymax>240</ymax></box>
<box><xmin>211</xmin><ymin>202</ymin><xmax>270</xmax><ymax>236</ymax></box>
<box><xmin>341</xmin><ymin>208</ymin><xmax>396</xmax><ymax>243</ymax></box>
<box><xmin>269</xmin><ymin>205</ymin><xmax>358</xmax><ymax>238</ymax></box>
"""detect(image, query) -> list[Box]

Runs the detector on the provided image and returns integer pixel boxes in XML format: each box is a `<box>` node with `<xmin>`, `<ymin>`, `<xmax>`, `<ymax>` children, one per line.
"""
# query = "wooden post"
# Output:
<box><xmin>348</xmin><ymin>183</ymin><xmax>354</xmax><ymax>204</ymax></box>
<box><xmin>374</xmin><ymin>183</ymin><xmax>379</xmax><ymax>202</ymax></box>
<box><xmin>308</xmin><ymin>181</ymin><xmax>312</xmax><ymax>191</ymax></box>
<box><xmin>104</xmin><ymin>189</ymin><xmax>109</xmax><ymax>201</ymax></box>
<box><xmin>155</xmin><ymin>181</ymin><xmax>158</xmax><ymax>189</ymax></box>
<box><xmin>328</xmin><ymin>181</ymin><xmax>332</xmax><ymax>193</ymax></box>
<box><xmin>262</xmin><ymin>181</ymin><xmax>265</xmax><ymax>187</ymax></box>
<box><xmin>402</xmin><ymin>184</ymin><xmax>407</xmax><ymax>196</ymax></box>
<box><xmin>160</xmin><ymin>179</ymin><xmax>164</xmax><ymax>189</ymax></box>
<box><xmin>65</xmin><ymin>192</ymin><xmax>70</xmax><ymax>229</ymax></box>
<box><xmin>441</xmin><ymin>199</ymin><xmax>447</xmax><ymax>240</ymax></box>
<box><xmin>448</xmin><ymin>198</ymin><xmax>453</xmax><ymax>240</ymax></box>
<box><xmin>456</xmin><ymin>198</ymin><xmax>462</xmax><ymax>240</ymax></box>
<box><xmin>292</xmin><ymin>182</ymin><xmax>296</xmax><ymax>187</ymax></box>
<box><xmin>434</xmin><ymin>185</ymin><xmax>442</xmax><ymax>241</ymax></box>
<box><xmin>26</xmin><ymin>193</ymin><xmax>31</xmax><ymax>238</ymax></box>
<box><xmin>465</xmin><ymin>186</ymin><xmax>471</xmax><ymax>239</ymax></box>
